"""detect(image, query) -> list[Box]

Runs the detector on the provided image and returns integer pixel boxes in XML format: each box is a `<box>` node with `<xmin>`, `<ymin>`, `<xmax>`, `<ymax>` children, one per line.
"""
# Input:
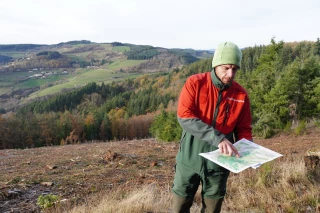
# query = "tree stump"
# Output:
<box><xmin>303</xmin><ymin>150</ymin><xmax>320</xmax><ymax>181</ymax></box>
<box><xmin>104</xmin><ymin>150</ymin><xmax>120</xmax><ymax>163</ymax></box>
<box><xmin>303</xmin><ymin>155</ymin><xmax>320</xmax><ymax>170</ymax></box>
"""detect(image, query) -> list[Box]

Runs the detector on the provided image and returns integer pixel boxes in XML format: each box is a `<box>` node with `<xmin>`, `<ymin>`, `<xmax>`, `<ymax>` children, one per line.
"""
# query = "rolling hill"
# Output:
<box><xmin>0</xmin><ymin>41</ymin><xmax>213</xmax><ymax>112</ymax></box>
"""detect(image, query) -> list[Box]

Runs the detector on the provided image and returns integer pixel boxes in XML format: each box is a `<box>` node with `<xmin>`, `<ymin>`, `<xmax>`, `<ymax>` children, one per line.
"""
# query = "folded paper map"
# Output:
<box><xmin>199</xmin><ymin>138</ymin><xmax>283</xmax><ymax>173</ymax></box>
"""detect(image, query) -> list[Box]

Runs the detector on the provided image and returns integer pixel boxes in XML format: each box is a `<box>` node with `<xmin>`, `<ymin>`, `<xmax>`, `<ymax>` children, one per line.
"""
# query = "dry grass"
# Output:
<box><xmin>66</xmin><ymin>184</ymin><xmax>174</xmax><ymax>213</ymax></box>
<box><xmin>55</xmin><ymin>184</ymin><xmax>203</xmax><ymax>213</ymax></box>
<box><xmin>57</xmin><ymin>157</ymin><xmax>319</xmax><ymax>213</ymax></box>
<box><xmin>224</xmin><ymin>158</ymin><xmax>319</xmax><ymax>212</ymax></box>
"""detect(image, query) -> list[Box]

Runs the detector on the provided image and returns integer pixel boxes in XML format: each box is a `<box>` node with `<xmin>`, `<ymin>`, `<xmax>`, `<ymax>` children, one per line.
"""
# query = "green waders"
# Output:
<box><xmin>172</xmin><ymin>163</ymin><xmax>229</xmax><ymax>213</ymax></box>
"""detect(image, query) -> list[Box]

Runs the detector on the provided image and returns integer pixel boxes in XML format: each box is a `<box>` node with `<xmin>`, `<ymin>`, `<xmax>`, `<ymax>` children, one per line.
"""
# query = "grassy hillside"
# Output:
<box><xmin>107</xmin><ymin>59</ymin><xmax>146</xmax><ymax>70</ymax></box>
<box><xmin>112</xmin><ymin>46</ymin><xmax>130</xmax><ymax>53</ymax></box>
<box><xmin>26</xmin><ymin>68</ymin><xmax>140</xmax><ymax>99</ymax></box>
<box><xmin>0</xmin><ymin>70</ymin><xmax>72</xmax><ymax>96</ymax></box>
<box><xmin>25</xmin><ymin>59</ymin><xmax>146</xmax><ymax>99</ymax></box>
<box><xmin>0</xmin><ymin>41</ymin><xmax>212</xmax><ymax>111</ymax></box>
<box><xmin>0</xmin><ymin>52</ymin><xmax>26</xmax><ymax>59</ymax></box>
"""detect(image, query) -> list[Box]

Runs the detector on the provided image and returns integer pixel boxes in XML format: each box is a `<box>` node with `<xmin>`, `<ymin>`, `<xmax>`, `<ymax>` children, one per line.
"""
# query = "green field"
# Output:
<box><xmin>27</xmin><ymin>69</ymin><xmax>140</xmax><ymax>99</ymax></box>
<box><xmin>107</xmin><ymin>59</ymin><xmax>146</xmax><ymax>70</ymax></box>
<box><xmin>0</xmin><ymin>71</ymin><xmax>30</xmax><ymax>81</ymax></box>
<box><xmin>0</xmin><ymin>87</ymin><xmax>10</xmax><ymax>95</ymax></box>
<box><xmin>112</xmin><ymin>46</ymin><xmax>130</xmax><ymax>53</ymax></box>
<box><xmin>0</xmin><ymin>52</ymin><xmax>26</xmax><ymax>59</ymax></box>
<box><xmin>0</xmin><ymin>70</ymin><xmax>71</xmax><ymax>96</ymax></box>
<box><xmin>98</xmin><ymin>44</ymin><xmax>113</xmax><ymax>51</ymax></box>
<box><xmin>64</xmin><ymin>52</ymin><xmax>91</xmax><ymax>59</ymax></box>
<box><xmin>0</xmin><ymin>71</ymin><xmax>34</xmax><ymax>95</ymax></box>
<box><xmin>0</xmin><ymin>82</ymin><xmax>12</xmax><ymax>87</ymax></box>
<box><xmin>15</xmin><ymin>75</ymin><xmax>64</xmax><ymax>88</ymax></box>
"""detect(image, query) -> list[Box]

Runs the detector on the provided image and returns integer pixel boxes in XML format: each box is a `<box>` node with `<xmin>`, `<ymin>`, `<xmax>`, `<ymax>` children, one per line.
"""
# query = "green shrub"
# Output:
<box><xmin>37</xmin><ymin>194</ymin><xmax>60</xmax><ymax>209</ymax></box>
<box><xmin>257</xmin><ymin>162</ymin><xmax>274</xmax><ymax>187</ymax></box>
<box><xmin>283</xmin><ymin>121</ymin><xmax>292</xmax><ymax>133</ymax></box>
<box><xmin>252</xmin><ymin>113</ymin><xmax>280</xmax><ymax>138</ymax></box>
<box><xmin>294</xmin><ymin>120</ymin><xmax>306</xmax><ymax>135</ymax></box>
<box><xmin>8</xmin><ymin>177</ymin><xmax>21</xmax><ymax>184</ymax></box>
<box><xmin>150</xmin><ymin>110</ymin><xmax>182</xmax><ymax>142</ymax></box>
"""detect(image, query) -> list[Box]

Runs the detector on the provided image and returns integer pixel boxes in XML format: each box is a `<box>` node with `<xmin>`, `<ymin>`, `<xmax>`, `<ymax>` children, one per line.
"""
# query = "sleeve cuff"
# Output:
<box><xmin>210</xmin><ymin>129</ymin><xmax>225</xmax><ymax>147</ymax></box>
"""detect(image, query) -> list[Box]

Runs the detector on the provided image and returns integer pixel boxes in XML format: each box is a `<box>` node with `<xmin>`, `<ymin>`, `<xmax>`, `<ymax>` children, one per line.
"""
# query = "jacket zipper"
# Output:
<box><xmin>223</xmin><ymin>103</ymin><xmax>230</xmax><ymax>126</ymax></box>
<box><xmin>212</xmin><ymin>89</ymin><xmax>223</xmax><ymax>128</ymax></box>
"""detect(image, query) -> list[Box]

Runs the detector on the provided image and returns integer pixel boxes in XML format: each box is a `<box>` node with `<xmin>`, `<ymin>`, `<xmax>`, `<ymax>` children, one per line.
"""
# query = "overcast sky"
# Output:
<box><xmin>1</xmin><ymin>0</ymin><xmax>319</xmax><ymax>49</ymax></box>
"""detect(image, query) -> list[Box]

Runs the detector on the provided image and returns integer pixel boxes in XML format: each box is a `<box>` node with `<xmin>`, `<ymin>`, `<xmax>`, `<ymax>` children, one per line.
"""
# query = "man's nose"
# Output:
<box><xmin>226</xmin><ymin>69</ymin><xmax>234</xmax><ymax>77</ymax></box>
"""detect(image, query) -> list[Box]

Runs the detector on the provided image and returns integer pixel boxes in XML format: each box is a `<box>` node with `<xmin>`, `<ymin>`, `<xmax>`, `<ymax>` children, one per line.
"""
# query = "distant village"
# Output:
<box><xmin>28</xmin><ymin>69</ymin><xmax>69</xmax><ymax>79</ymax></box>
<box><xmin>15</xmin><ymin>69</ymin><xmax>69</xmax><ymax>82</ymax></box>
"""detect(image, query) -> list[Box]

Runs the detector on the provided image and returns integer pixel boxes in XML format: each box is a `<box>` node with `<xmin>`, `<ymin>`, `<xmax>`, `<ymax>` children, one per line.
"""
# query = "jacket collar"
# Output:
<box><xmin>211</xmin><ymin>68</ymin><xmax>231</xmax><ymax>90</ymax></box>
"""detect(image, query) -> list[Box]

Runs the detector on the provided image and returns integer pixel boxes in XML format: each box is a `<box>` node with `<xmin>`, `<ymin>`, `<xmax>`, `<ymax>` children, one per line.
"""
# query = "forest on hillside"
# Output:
<box><xmin>1</xmin><ymin>38</ymin><xmax>320</xmax><ymax>149</ymax></box>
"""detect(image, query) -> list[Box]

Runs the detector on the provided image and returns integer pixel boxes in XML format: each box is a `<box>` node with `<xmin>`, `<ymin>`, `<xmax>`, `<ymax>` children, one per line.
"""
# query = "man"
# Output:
<box><xmin>172</xmin><ymin>42</ymin><xmax>253</xmax><ymax>212</ymax></box>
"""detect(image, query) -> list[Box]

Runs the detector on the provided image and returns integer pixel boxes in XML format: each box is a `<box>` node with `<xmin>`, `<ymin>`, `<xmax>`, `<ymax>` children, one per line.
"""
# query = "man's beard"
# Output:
<box><xmin>222</xmin><ymin>77</ymin><xmax>233</xmax><ymax>85</ymax></box>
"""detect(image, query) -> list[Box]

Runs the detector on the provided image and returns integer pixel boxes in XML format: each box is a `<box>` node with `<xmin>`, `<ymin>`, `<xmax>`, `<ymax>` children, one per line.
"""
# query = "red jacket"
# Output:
<box><xmin>177</xmin><ymin>71</ymin><xmax>252</xmax><ymax>146</ymax></box>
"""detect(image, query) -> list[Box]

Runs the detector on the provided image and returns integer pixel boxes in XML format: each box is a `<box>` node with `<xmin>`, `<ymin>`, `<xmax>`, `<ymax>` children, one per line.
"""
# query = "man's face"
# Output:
<box><xmin>215</xmin><ymin>64</ymin><xmax>239</xmax><ymax>85</ymax></box>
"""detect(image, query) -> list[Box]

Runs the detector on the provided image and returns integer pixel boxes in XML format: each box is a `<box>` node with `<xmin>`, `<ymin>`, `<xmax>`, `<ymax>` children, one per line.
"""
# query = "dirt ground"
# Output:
<box><xmin>1</xmin><ymin>128</ymin><xmax>319</xmax><ymax>213</ymax></box>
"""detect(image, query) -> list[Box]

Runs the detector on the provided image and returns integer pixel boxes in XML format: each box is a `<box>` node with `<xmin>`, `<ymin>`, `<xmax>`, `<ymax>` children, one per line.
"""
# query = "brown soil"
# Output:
<box><xmin>1</xmin><ymin>129</ymin><xmax>319</xmax><ymax>213</ymax></box>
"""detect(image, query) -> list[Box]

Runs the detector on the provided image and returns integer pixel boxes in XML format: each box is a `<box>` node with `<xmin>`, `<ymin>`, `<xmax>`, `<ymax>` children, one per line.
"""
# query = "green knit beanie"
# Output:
<box><xmin>212</xmin><ymin>42</ymin><xmax>242</xmax><ymax>68</ymax></box>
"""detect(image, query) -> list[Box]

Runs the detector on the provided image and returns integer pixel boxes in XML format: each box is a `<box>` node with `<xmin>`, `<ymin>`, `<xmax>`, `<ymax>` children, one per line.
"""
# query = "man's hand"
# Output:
<box><xmin>218</xmin><ymin>138</ymin><xmax>240</xmax><ymax>157</ymax></box>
